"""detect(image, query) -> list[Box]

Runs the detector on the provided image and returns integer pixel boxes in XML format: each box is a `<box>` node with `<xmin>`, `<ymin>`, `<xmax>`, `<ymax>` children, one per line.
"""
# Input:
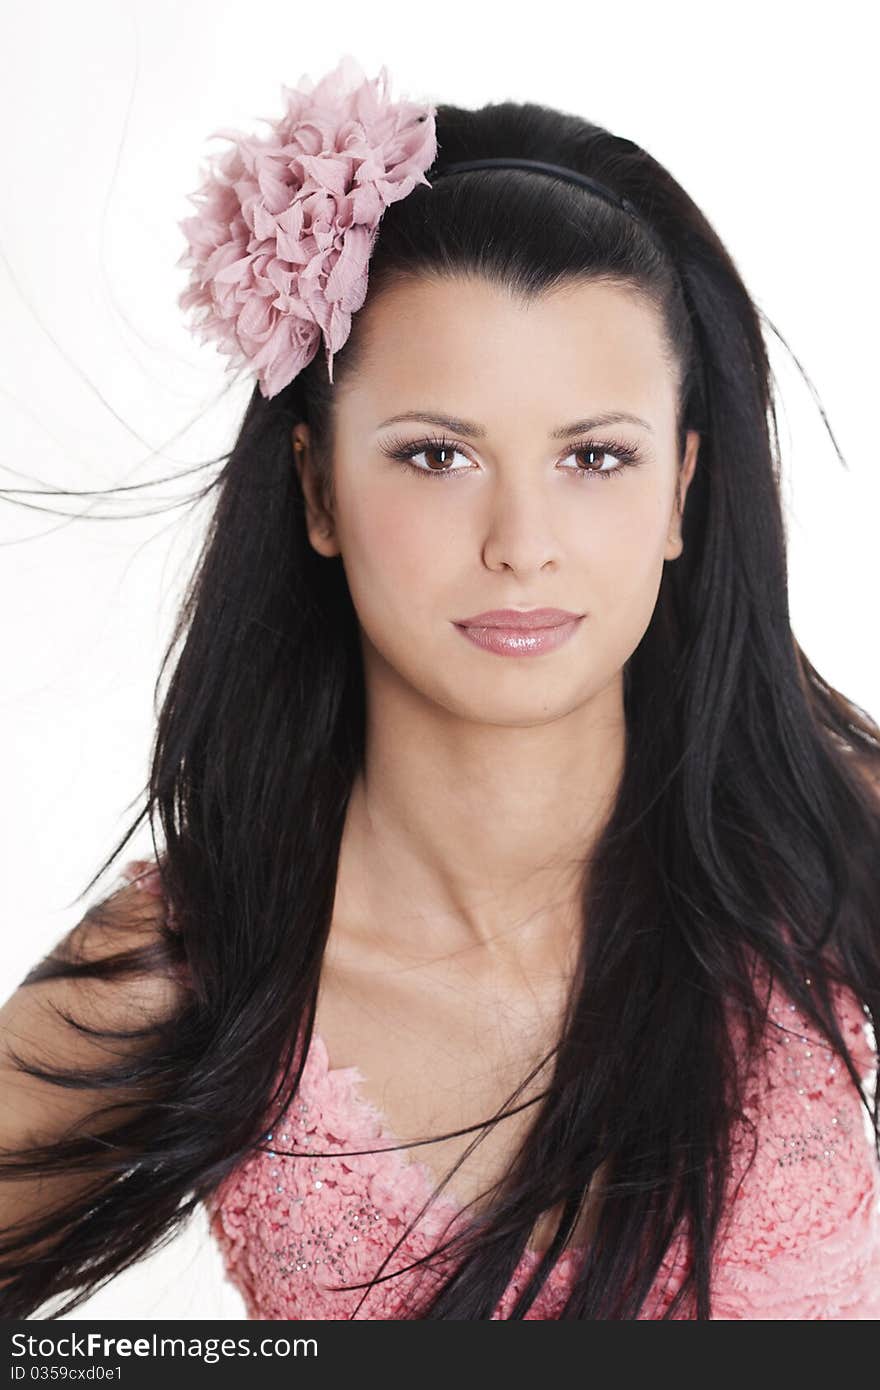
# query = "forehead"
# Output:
<box><xmin>340</xmin><ymin>274</ymin><xmax>677</xmax><ymax>424</ymax></box>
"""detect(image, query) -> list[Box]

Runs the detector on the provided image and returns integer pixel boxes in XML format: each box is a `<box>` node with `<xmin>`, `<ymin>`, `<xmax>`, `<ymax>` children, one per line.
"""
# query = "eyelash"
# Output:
<box><xmin>379</xmin><ymin>432</ymin><xmax>646</xmax><ymax>482</ymax></box>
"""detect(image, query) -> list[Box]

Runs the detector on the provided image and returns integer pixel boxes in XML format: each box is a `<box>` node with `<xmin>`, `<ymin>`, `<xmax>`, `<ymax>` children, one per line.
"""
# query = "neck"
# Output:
<box><xmin>332</xmin><ymin>665</ymin><xmax>626</xmax><ymax>976</ymax></box>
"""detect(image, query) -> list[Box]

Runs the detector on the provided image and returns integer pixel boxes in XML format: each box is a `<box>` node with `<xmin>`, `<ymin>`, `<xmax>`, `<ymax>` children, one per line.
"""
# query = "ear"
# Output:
<box><xmin>292</xmin><ymin>425</ymin><xmax>340</xmax><ymax>558</ymax></box>
<box><xmin>665</xmin><ymin>430</ymin><xmax>700</xmax><ymax>562</ymax></box>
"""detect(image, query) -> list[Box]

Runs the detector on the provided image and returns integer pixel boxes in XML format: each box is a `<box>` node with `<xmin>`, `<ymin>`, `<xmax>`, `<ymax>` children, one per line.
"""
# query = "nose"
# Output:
<box><xmin>480</xmin><ymin>476</ymin><xmax>562</xmax><ymax>575</ymax></box>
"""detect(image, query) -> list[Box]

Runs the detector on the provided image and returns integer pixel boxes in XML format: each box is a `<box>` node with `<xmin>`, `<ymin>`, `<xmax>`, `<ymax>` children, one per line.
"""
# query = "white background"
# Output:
<box><xmin>0</xmin><ymin>0</ymin><xmax>877</xmax><ymax>1320</ymax></box>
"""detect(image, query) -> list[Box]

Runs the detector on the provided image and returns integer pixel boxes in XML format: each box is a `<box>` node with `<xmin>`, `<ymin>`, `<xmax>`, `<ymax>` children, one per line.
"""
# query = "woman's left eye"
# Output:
<box><xmin>379</xmin><ymin>434</ymin><xmax>645</xmax><ymax>482</ymax></box>
<box><xmin>561</xmin><ymin>442</ymin><xmax>643</xmax><ymax>481</ymax></box>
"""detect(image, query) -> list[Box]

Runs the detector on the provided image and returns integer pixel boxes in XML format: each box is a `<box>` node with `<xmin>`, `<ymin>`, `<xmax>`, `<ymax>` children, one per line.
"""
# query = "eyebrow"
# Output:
<box><xmin>375</xmin><ymin>409</ymin><xmax>654</xmax><ymax>438</ymax></box>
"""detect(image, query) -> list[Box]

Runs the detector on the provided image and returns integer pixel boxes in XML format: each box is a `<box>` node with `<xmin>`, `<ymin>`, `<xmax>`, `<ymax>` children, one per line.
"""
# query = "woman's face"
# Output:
<box><xmin>296</xmin><ymin>275</ymin><xmax>699</xmax><ymax>727</ymax></box>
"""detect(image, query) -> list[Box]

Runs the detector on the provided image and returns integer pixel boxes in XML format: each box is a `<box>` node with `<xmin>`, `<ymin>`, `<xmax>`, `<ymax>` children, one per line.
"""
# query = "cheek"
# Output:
<box><xmin>342</xmin><ymin>488</ymin><xmax>454</xmax><ymax>611</ymax></box>
<box><xmin>578</xmin><ymin>488</ymin><xmax>669</xmax><ymax>618</ymax></box>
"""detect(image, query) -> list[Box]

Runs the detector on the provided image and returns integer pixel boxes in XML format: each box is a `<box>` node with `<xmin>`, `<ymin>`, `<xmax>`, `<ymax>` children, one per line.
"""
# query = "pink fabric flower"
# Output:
<box><xmin>176</xmin><ymin>53</ymin><xmax>438</xmax><ymax>398</ymax></box>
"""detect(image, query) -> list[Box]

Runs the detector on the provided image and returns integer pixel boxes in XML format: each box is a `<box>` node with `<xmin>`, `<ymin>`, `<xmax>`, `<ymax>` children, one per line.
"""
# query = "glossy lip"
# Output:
<box><xmin>454</xmin><ymin>614</ymin><xmax>584</xmax><ymax>658</ymax></box>
<box><xmin>455</xmin><ymin>607</ymin><xmax>582</xmax><ymax>630</ymax></box>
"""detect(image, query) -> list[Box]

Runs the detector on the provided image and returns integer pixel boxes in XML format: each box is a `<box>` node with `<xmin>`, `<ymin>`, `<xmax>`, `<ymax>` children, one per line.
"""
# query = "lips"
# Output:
<box><xmin>455</xmin><ymin>607</ymin><xmax>581</xmax><ymax>630</ymax></box>
<box><xmin>454</xmin><ymin>612</ymin><xmax>583</xmax><ymax>658</ymax></box>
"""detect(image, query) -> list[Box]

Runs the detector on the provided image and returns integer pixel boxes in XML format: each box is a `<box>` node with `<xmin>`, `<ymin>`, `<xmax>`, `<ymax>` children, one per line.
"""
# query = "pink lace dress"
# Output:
<box><xmin>121</xmin><ymin>859</ymin><xmax>880</xmax><ymax>1319</ymax></box>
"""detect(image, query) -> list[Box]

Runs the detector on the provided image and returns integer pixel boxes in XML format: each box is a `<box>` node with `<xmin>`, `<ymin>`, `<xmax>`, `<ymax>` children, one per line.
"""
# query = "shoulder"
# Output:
<box><xmin>0</xmin><ymin>858</ymin><xmax>190</xmax><ymax>1279</ymax></box>
<box><xmin>711</xmin><ymin>971</ymin><xmax>880</xmax><ymax>1315</ymax></box>
<box><xmin>7</xmin><ymin>854</ymin><xmax>187</xmax><ymax>1030</ymax></box>
<box><xmin>0</xmin><ymin>858</ymin><xmax>188</xmax><ymax>1204</ymax></box>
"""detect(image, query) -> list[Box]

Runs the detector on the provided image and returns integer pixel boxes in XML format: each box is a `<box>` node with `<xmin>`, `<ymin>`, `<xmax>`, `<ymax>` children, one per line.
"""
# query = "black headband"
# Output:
<box><xmin>428</xmin><ymin>157</ymin><xmax>642</xmax><ymax>220</ymax></box>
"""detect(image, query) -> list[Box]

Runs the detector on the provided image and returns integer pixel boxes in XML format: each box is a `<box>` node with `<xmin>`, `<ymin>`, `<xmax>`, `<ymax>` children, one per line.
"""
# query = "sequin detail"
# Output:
<box><xmin>206</xmin><ymin>977</ymin><xmax>880</xmax><ymax>1320</ymax></box>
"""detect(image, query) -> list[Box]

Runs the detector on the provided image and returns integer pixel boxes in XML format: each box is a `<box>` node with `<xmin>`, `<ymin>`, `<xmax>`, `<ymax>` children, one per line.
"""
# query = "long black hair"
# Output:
<box><xmin>1</xmin><ymin>92</ymin><xmax>878</xmax><ymax>1320</ymax></box>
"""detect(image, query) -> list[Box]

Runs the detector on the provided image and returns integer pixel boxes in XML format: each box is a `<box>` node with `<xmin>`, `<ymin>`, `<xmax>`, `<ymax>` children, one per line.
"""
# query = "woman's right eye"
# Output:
<box><xmin>380</xmin><ymin>435</ymin><xmax>471</xmax><ymax>480</ymax></box>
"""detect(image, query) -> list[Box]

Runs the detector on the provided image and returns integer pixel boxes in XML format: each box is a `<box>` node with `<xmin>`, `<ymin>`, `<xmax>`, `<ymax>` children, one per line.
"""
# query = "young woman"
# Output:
<box><xmin>1</xmin><ymin>56</ymin><xmax>878</xmax><ymax>1321</ymax></box>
